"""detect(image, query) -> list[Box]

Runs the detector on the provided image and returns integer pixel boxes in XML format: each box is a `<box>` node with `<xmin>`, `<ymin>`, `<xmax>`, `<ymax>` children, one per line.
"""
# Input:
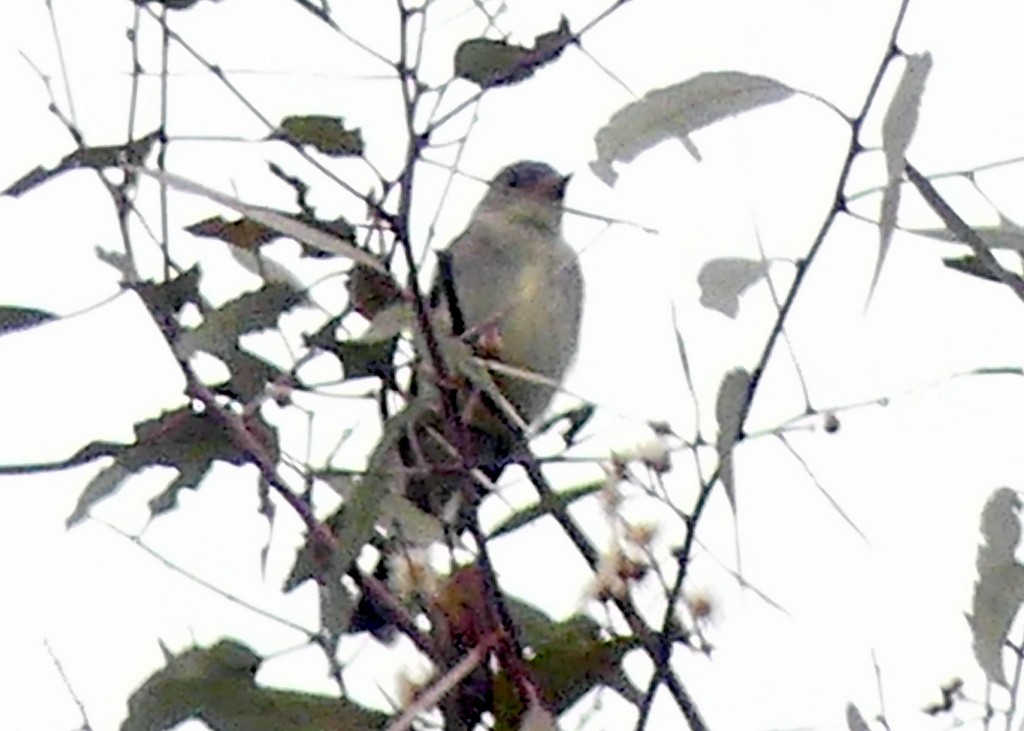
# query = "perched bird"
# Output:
<box><xmin>400</xmin><ymin>160</ymin><xmax>584</xmax><ymax>518</ymax></box>
<box><xmin>286</xmin><ymin>162</ymin><xmax>584</xmax><ymax>638</ymax></box>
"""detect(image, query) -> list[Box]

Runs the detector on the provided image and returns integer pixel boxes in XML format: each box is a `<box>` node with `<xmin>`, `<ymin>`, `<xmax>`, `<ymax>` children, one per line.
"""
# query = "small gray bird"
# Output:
<box><xmin>401</xmin><ymin>160</ymin><xmax>584</xmax><ymax>516</ymax></box>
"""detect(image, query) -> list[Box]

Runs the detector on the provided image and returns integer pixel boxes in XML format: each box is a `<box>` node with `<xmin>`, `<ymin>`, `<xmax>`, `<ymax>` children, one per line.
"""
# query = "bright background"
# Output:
<box><xmin>2</xmin><ymin>1</ymin><xmax>1024</xmax><ymax>729</ymax></box>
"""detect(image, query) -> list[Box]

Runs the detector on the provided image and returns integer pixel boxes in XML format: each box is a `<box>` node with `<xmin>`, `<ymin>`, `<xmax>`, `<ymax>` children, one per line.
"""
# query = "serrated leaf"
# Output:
<box><xmin>175</xmin><ymin>282</ymin><xmax>304</xmax><ymax>360</ymax></box>
<box><xmin>454</xmin><ymin>17</ymin><xmax>572</xmax><ymax>89</ymax></box>
<box><xmin>66</xmin><ymin>407</ymin><xmax>278</xmax><ymax>526</ymax></box>
<box><xmin>969</xmin><ymin>487</ymin><xmax>1024</xmax><ymax>686</ymax></box>
<box><xmin>270</xmin><ymin>115</ymin><xmax>365</xmax><ymax>157</ymax></box>
<box><xmin>590</xmin><ymin>72</ymin><xmax>793</xmax><ymax>185</ymax></box>
<box><xmin>131</xmin><ymin>267</ymin><xmax>202</xmax><ymax>324</ymax></box>
<box><xmin>120</xmin><ymin>639</ymin><xmax>389</xmax><ymax>731</ymax></box>
<box><xmin>3</xmin><ymin>131</ymin><xmax>160</xmax><ymax>197</ymax></box>
<box><xmin>0</xmin><ymin>306</ymin><xmax>57</xmax><ymax>335</ymax></box>
<box><xmin>871</xmin><ymin>53</ymin><xmax>932</xmax><ymax>304</ymax></box>
<box><xmin>697</xmin><ymin>257</ymin><xmax>769</xmax><ymax>318</ymax></box>
<box><xmin>715</xmin><ymin>368</ymin><xmax>751</xmax><ymax>515</ymax></box>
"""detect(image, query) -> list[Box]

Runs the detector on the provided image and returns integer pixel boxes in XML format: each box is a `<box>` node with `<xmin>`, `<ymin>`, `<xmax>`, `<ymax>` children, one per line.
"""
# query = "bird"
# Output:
<box><xmin>398</xmin><ymin>160</ymin><xmax>584</xmax><ymax>519</ymax></box>
<box><xmin>286</xmin><ymin>161</ymin><xmax>584</xmax><ymax>638</ymax></box>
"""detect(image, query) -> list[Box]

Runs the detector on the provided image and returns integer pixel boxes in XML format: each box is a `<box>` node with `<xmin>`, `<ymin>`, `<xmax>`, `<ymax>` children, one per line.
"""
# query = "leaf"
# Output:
<box><xmin>968</xmin><ymin>487</ymin><xmax>1024</xmax><ymax>686</ymax></box>
<box><xmin>0</xmin><ymin>306</ymin><xmax>57</xmax><ymax>335</ymax></box>
<box><xmin>66</xmin><ymin>407</ymin><xmax>278</xmax><ymax>526</ymax></box>
<box><xmin>911</xmin><ymin>219</ymin><xmax>1024</xmax><ymax>253</ymax></box>
<box><xmin>270</xmin><ymin>115</ymin><xmax>365</xmax><ymax>157</ymax></box>
<box><xmin>715</xmin><ymin>368</ymin><xmax>752</xmax><ymax>515</ymax></box>
<box><xmin>845</xmin><ymin>702</ymin><xmax>871</xmax><ymax>731</ymax></box>
<box><xmin>131</xmin><ymin>167</ymin><xmax>387</xmax><ymax>271</ymax></box>
<box><xmin>131</xmin><ymin>267</ymin><xmax>203</xmax><ymax>325</ymax></box>
<box><xmin>174</xmin><ymin>282</ymin><xmax>304</xmax><ymax>361</ymax></box>
<box><xmin>942</xmin><ymin>255</ymin><xmax>1024</xmax><ymax>288</ymax></box>
<box><xmin>283</xmin><ymin>398</ymin><xmax>436</xmax><ymax>593</ymax></box>
<box><xmin>346</xmin><ymin>262</ymin><xmax>403</xmax><ymax>320</ymax></box>
<box><xmin>697</xmin><ymin>257</ymin><xmax>770</xmax><ymax>318</ymax></box>
<box><xmin>590</xmin><ymin>72</ymin><xmax>794</xmax><ymax>185</ymax></box>
<box><xmin>494</xmin><ymin>598</ymin><xmax>635</xmax><ymax>730</ymax></box>
<box><xmin>454</xmin><ymin>16</ymin><xmax>572</xmax><ymax>89</ymax></box>
<box><xmin>3</xmin><ymin>130</ymin><xmax>160</xmax><ymax>197</ymax></box>
<box><xmin>186</xmin><ymin>212</ymin><xmax>358</xmax><ymax>259</ymax></box>
<box><xmin>487</xmin><ymin>480</ymin><xmax>605</xmax><ymax>540</ymax></box>
<box><xmin>871</xmin><ymin>53</ymin><xmax>932</xmax><ymax>304</ymax></box>
<box><xmin>120</xmin><ymin>639</ymin><xmax>389</xmax><ymax>731</ymax></box>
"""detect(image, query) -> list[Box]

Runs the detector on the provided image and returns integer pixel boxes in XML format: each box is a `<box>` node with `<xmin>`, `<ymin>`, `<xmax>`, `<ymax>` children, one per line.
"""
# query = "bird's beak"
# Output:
<box><xmin>533</xmin><ymin>173</ymin><xmax>572</xmax><ymax>201</ymax></box>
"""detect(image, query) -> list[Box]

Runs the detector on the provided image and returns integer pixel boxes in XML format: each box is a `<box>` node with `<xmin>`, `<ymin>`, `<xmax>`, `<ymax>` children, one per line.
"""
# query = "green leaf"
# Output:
<box><xmin>494</xmin><ymin>598</ymin><xmax>636</xmax><ymax>730</ymax></box>
<box><xmin>66</xmin><ymin>407</ymin><xmax>278</xmax><ymax>526</ymax></box>
<box><xmin>487</xmin><ymin>480</ymin><xmax>605</xmax><ymax>540</ymax></box>
<box><xmin>3</xmin><ymin>131</ymin><xmax>160</xmax><ymax>198</ymax></box>
<box><xmin>120</xmin><ymin>639</ymin><xmax>389</xmax><ymax>731</ymax></box>
<box><xmin>454</xmin><ymin>17</ymin><xmax>572</xmax><ymax>89</ymax></box>
<box><xmin>175</xmin><ymin>282</ymin><xmax>304</xmax><ymax>360</ymax></box>
<box><xmin>271</xmin><ymin>115</ymin><xmax>365</xmax><ymax>157</ymax></box>
<box><xmin>0</xmin><ymin>306</ymin><xmax>57</xmax><ymax>335</ymax></box>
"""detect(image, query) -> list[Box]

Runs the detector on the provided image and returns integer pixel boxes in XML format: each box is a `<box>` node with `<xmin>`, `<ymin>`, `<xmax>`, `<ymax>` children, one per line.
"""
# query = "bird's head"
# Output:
<box><xmin>477</xmin><ymin>160</ymin><xmax>571</xmax><ymax>232</ymax></box>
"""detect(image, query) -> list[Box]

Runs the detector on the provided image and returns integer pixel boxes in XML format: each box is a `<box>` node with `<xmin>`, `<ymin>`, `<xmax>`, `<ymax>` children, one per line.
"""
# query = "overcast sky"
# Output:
<box><xmin>2</xmin><ymin>1</ymin><xmax>1024</xmax><ymax>730</ymax></box>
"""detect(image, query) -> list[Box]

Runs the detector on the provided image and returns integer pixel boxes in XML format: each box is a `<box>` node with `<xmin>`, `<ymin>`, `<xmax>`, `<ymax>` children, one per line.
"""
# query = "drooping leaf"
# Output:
<box><xmin>270</xmin><ymin>115</ymin><xmax>365</xmax><ymax>157</ymax></box>
<box><xmin>590</xmin><ymin>72</ymin><xmax>793</xmax><ymax>185</ymax></box>
<box><xmin>119</xmin><ymin>639</ymin><xmax>389</xmax><ymax>731</ymax></box>
<box><xmin>66</xmin><ymin>406</ymin><xmax>278</xmax><ymax>526</ymax></box>
<box><xmin>870</xmin><ymin>53</ymin><xmax>932</xmax><ymax>304</ymax></box>
<box><xmin>715</xmin><ymin>368</ymin><xmax>752</xmax><ymax>515</ymax></box>
<box><xmin>697</xmin><ymin>257</ymin><xmax>770</xmax><ymax>318</ymax></box>
<box><xmin>968</xmin><ymin>487</ymin><xmax>1024</xmax><ymax>686</ymax></box>
<box><xmin>454</xmin><ymin>16</ymin><xmax>573</xmax><ymax>89</ymax></box>
<box><xmin>0</xmin><ymin>306</ymin><xmax>57</xmax><ymax>335</ymax></box>
<box><xmin>2</xmin><ymin>130</ymin><xmax>160</xmax><ymax>197</ymax></box>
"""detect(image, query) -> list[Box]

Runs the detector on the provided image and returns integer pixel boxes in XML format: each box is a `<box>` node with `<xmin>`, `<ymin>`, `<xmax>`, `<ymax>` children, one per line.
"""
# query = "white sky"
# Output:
<box><xmin>2</xmin><ymin>1</ymin><xmax>1024</xmax><ymax>730</ymax></box>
